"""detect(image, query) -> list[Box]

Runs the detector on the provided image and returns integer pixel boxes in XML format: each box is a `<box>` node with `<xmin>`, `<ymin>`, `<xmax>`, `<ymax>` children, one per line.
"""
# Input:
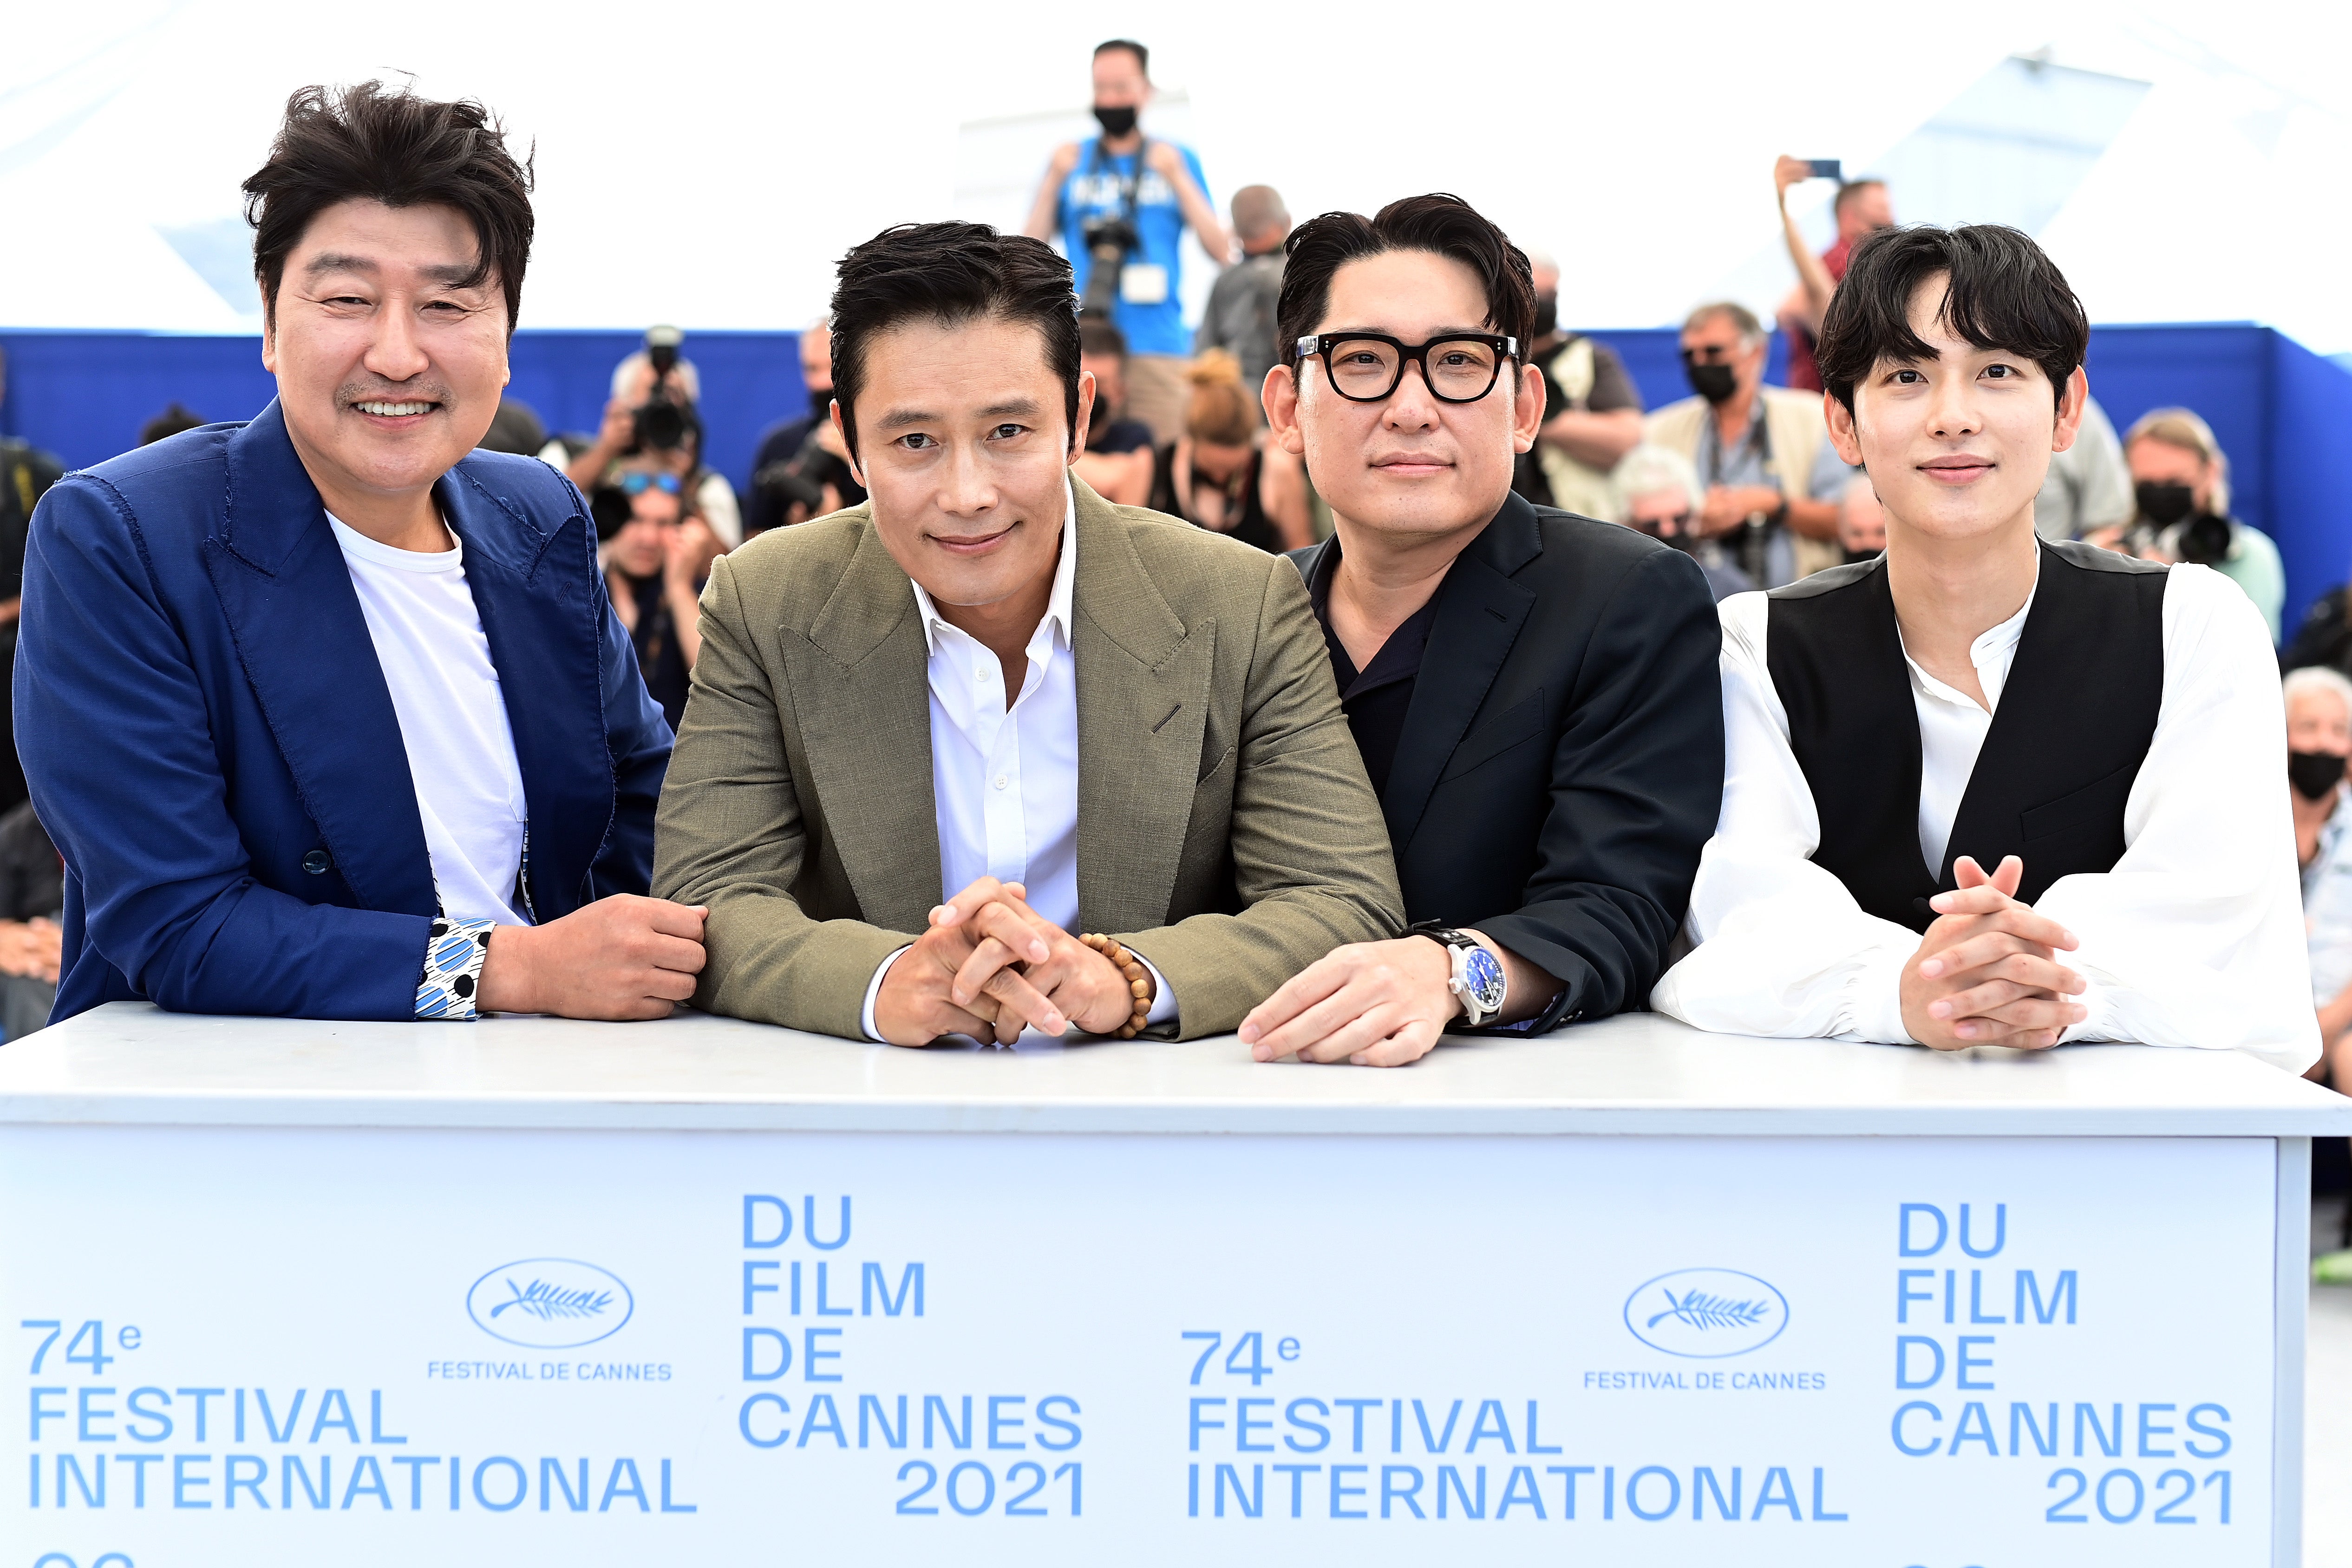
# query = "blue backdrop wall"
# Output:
<box><xmin>6</xmin><ymin>322</ymin><xmax>2350</xmax><ymax>640</ymax></box>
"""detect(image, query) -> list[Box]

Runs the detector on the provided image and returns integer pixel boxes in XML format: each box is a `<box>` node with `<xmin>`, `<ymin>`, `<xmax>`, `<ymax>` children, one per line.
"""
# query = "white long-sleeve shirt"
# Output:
<box><xmin>1651</xmin><ymin>561</ymin><xmax>2318</xmax><ymax>1071</ymax></box>
<box><xmin>860</xmin><ymin>485</ymin><xmax>1175</xmax><ymax>1039</ymax></box>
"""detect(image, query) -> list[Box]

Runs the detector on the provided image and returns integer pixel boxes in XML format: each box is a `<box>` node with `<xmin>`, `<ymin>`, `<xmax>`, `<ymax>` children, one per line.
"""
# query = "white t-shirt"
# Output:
<box><xmin>328</xmin><ymin>514</ymin><xmax>531</xmax><ymax>926</ymax></box>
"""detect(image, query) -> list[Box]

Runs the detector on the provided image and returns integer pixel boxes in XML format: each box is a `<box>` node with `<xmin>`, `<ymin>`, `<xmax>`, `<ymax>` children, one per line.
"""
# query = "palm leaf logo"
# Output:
<box><xmin>1646</xmin><ymin>1288</ymin><xmax>1771</xmax><ymax>1332</ymax></box>
<box><xmin>488</xmin><ymin>1277</ymin><xmax>615</xmax><ymax>1321</ymax></box>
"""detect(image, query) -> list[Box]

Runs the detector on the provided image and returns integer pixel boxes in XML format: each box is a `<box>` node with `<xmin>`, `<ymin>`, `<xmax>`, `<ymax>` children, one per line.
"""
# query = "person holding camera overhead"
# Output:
<box><xmin>558</xmin><ymin>326</ymin><xmax>743</xmax><ymax>547</ymax></box>
<box><xmin>1024</xmin><ymin>39</ymin><xmax>1228</xmax><ymax>451</ymax></box>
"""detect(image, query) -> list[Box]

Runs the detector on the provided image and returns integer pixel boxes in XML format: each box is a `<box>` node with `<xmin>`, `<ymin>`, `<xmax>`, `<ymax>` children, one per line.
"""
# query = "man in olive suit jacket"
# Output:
<box><xmin>654</xmin><ymin>222</ymin><xmax>1400</xmax><ymax>1043</ymax></box>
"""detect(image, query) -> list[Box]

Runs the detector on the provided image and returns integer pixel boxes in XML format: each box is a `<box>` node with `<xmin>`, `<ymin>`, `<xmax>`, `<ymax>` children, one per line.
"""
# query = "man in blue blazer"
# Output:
<box><xmin>18</xmin><ymin>82</ymin><xmax>703</xmax><ymax>1026</ymax></box>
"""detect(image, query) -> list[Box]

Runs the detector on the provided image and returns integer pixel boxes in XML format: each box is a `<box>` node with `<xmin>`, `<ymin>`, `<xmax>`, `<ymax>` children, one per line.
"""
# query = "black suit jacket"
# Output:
<box><xmin>1292</xmin><ymin>494</ymin><xmax>1724</xmax><ymax>1028</ymax></box>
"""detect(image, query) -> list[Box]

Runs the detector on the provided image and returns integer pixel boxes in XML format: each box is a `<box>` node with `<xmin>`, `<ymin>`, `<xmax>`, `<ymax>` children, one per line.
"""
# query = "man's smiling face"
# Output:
<box><xmin>1829</xmin><ymin>271</ymin><xmax>2084</xmax><ymax>547</ymax></box>
<box><xmin>1272</xmin><ymin>247</ymin><xmax>1542</xmax><ymax>549</ymax></box>
<box><xmin>842</xmin><ymin>312</ymin><xmax>1091</xmax><ymax>610</ymax></box>
<box><xmin>262</xmin><ymin>197</ymin><xmax>509</xmax><ymax>506</ymax></box>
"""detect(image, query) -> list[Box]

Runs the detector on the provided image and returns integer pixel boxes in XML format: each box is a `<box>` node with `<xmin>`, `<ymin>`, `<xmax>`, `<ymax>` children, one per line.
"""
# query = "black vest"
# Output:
<box><xmin>1766</xmin><ymin>541</ymin><xmax>2168</xmax><ymax>933</ymax></box>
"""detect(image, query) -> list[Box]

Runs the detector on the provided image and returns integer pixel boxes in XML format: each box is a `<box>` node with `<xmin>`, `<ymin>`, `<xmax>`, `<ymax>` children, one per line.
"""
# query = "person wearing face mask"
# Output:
<box><xmin>1646</xmin><ymin>302</ymin><xmax>1840</xmax><ymax>588</ymax></box>
<box><xmin>2103</xmin><ymin>408</ymin><xmax>2286</xmax><ymax>644</ymax></box>
<box><xmin>1509</xmin><ymin>250</ymin><xmax>1646</xmax><ymax>517</ymax></box>
<box><xmin>1024</xmin><ymin>39</ymin><xmax>1228</xmax><ymax>451</ymax></box>
<box><xmin>2289</xmin><ymin>665</ymin><xmax>2352</xmax><ymax>1278</ymax></box>
<box><xmin>2287</xmin><ymin>668</ymin><xmax>2352</xmax><ymax>1058</ymax></box>
<box><xmin>747</xmin><ymin>319</ymin><xmax>867</xmax><ymax>536</ymax></box>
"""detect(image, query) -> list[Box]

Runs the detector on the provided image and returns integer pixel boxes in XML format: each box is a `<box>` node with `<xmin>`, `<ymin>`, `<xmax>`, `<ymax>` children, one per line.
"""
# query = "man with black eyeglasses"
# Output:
<box><xmin>1238</xmin><ymin>194</ymin><xmax>1724</xmax><ymax>1068</ymax></box>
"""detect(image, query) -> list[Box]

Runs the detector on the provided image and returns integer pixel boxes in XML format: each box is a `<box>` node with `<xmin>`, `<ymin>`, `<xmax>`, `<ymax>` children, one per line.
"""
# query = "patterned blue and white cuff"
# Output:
<box><xmin>416</xmin><ymin>918</ymin><xmax>496</xmax><ymax>1020</ymax></box>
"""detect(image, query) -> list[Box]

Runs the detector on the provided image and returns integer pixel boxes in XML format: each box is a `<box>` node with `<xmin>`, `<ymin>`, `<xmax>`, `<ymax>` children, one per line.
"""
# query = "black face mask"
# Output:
<box><xmin>2292</xmin><ymin>749</ymin><xmax>2348</xmax><ymax>801</ymax></box>
<box><xmin>1093</xmin><ymin>105</ymin><xmax>1138</xmax><ymax>138</ymax></box>
<box><xmin>2135</xmin><ymin>480</ymin><xmax>2196</xmax><ymax>527</ymax></box>
<box><xmin>1531</xmin><ymin>292</ymin><xmax>1559</xmax><ymax>340</ymax></box>
<box><xmin>1686</xmin><ymin>361</ymin><xmax>1739</xmax><ymax>405</ymax></box>
<box><xmin>809</xmin><ymin>387</ymin><xmax>833</xmax><ymax>418</ymax></box>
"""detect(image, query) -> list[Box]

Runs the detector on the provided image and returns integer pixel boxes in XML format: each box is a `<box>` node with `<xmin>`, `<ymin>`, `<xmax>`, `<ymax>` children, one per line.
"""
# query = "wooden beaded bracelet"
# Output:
<box><xmin>1079</xmin><ymin>933</ymin><xmax>1153</xmax><ymax>1040</ymax></box>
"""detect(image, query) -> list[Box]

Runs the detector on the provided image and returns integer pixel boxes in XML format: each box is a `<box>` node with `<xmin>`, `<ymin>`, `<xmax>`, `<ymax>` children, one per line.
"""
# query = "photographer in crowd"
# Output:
<box><xmin>1516</xmin><ymin>251</ymin><xmax>1644</xmax><ymax>517</ymax></box>
<box><xmin>1071</xmin><ymin>318</ymin><xmax>1156</xmax><ymax>505</ymax></box>
<box><xmin>2031</xmin><ymin>393</ymin><xmax>2133</xmax><ymax>542</ymax></box>
<box><xmin>0</xmin><ymin>799</ymin><xmax>61</xmax><ymax>1039</ymax></box>
<box><xmin>1025</xmin><ymin>38</ymin><xmax>1227</xmax><ymax>447</ymax></box>
<box><xmin>1774</xmin><ymin>158</ymin><xmax>1893</xmax><ymax>393</ymax></box>
<box><xmin>1646</xmin><ymin>301</ymin><xmax>1838</xmax><ymax>588</ymax></box>
<box><xmin>746</xmin><ymin>320</ymin><xmax>863</xmax><ymax>534</ymax></box>
<box><xmin>1196</xmin><ymin>183</ymin><xmax>1290</xmax><ymax>399</ymax></box>
<box><xmin>1836</xmin><ymin>472</ymin><xmax>1888</xmax><ymax>562</ymax></box>
<box><xmin>2103</xmin><ymin>407</ymin><xmax>2286</xmax><ymax>643</ymax></box>
<box><xmin>0</xmin><ymin>347</ymin><xmax>65</xmax><ymax>820</ymax></box>
<box><xmin>1607</xmin><ymin>443</ymin><xmax>1754</xmax><ymax>602</ymax></box>
<box><xmin>561</xmin><ymin>327</ymin><xmax>742</xmax><ymax>546</ymax></box>
<box><xmin>1150</xmin><ymin>348</ymin><xmax>1310</xmax><ymax>552</ymax></box>
<box><xmin>602</xmin><ymin>468</ymin><xmax>724</xmax><ymax>733</ymax></box>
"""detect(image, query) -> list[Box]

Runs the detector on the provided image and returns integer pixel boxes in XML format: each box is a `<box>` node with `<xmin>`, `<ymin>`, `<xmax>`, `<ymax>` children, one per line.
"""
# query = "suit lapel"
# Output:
<box><xmin>1071</xmin><ymin>482</ymin><xmax>1212</xmax><ymax>934</ymax></box>
<box><xmin>201</xmin><ymin>401</ymin><xmax>437</xmax><ymax>915</ymax></box>
<box><xmin>439</xmin><ymin>459</ymin><xmax>610</xmax><ymax>911</ymax></box>
<box><xmin>788</xmin><ymin>515</ymin><xmax>942</xmax><ymax>932</ymax></box>
<box><xmin>1380</xmin><ymin>492</ymin><xmax>1542</xmax><ymax>850</ymax></box>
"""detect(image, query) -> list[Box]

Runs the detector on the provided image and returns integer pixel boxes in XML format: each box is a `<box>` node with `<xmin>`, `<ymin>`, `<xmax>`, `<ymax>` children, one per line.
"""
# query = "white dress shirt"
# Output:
<box><xmin>1651</xmin><ymin>561</ymin><xmax>2318</xmax><ymax>1070</ymax></box>
<box><xmin>861</xmin><ymin>485</ymin><xmax>1176</xmax><ymax>1039</ymax></box>
<box><xmin>328</xmin><ymin>513</ymin><xmax>530</xmax><ymax>927</ymax></box>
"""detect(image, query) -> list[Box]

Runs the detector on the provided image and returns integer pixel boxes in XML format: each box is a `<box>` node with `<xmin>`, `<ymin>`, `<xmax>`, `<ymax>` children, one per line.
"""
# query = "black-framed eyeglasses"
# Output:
<box><xmin>1294</xmin><ymin>332</ymin><xmax>1517</xmax><ymax>404</ymax></box>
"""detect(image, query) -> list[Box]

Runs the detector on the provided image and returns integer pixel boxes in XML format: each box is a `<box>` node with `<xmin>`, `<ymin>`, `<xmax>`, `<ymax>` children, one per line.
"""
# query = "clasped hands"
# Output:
<box><xmin>1899</xmin><ymin>855</ymin><xmax>2087</xmax><ymax>1051</ymax></box>
<box><xmin>872</xmin><ymin>877</ymin><xmax>1146</xmax><ymax>1046</ymax></box>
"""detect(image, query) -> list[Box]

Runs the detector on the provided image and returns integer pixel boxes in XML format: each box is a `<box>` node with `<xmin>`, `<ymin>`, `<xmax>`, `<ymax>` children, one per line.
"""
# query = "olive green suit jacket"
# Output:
<box><xmin>651</xmin><ymin>479</ymin><xmax>1403</xmax><ymax>1039</ymax></box>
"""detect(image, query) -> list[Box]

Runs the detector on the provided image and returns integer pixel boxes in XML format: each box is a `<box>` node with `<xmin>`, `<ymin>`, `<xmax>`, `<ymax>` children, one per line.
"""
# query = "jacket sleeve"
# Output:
<box><xmin>587</xmin><ymin>550</ymin><xmax>671</xmax><ymax>900</ymax></box>
<box><xmin>18</xmin><ymin>477</ymin><xmax>433</xmax><ymax>1020</ymax></box>
<box><xmin>1477</xmin><ymin>545</ymin><xmax>1725</xmax><ymax>1026</ymax></box>
<box><xmin>1115</xmin><ymin>551</ymin><xmax>1405</xmax><ymax>1036</ymax></box>
<box><xmin>650</xmin><ymin>553</ymin><xmax>912</xmax><ymax>1036</ymax></box>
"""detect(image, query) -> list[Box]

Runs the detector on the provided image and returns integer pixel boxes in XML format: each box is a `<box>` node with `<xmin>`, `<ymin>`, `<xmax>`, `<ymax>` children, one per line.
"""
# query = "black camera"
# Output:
<box><xmin>1080</xmin><ymin>216</ymin><xmax>1139</xmax><ymax>317</ymax></box>
<box><xmin>632</xmin><ymin>325</ymin><xmax>691</xmax><ymax>452</ymax></box>
<box><xmin>753</xmin><ymin>426</ymin><xmax>860</xmax><ymax>516</ymax></box>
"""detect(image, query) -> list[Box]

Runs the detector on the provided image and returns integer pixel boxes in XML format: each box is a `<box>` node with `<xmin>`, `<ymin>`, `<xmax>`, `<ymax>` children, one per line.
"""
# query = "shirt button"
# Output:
<box><xmin>302</xmin><ymin>849</ymin><xmax>333</xmax><ymax>875</ymax></box>
<box><xmin>994</xmin><ymin>775</ymin><xmax>1009</xmax><ymax>791</ymax></box>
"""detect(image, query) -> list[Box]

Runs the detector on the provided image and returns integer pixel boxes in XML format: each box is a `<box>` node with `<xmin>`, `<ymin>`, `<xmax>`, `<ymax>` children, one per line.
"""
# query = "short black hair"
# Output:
<box><xmin>1094</xmin><ymin>39</ymin><xmax>1149</xmax><ymax>77</ymax></box>
<box><xmin>1816</xmin><ymin>223</ymin><xmax>2087</xmax><ymax>414</ymax></box>
<box><xmin>243</xmin><ymin>81</ymin><xmax>535</xmax><ymax>331</ymax></box>
<box><xmin>828</xmin><ymin>221</ymin><xmax>1082</xmax><ymax>462</ymax></box>
<box><xmin>1276</xmin><ymin>193</ymin><xmax>1534</xmax><ymax>377</ymax></box>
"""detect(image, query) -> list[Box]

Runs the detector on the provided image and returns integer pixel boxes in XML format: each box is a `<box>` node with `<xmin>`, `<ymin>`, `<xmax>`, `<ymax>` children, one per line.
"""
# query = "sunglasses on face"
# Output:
<box><xmin>620</xmin><ymin>471</ymin><xmax>683</xmax><ymax>497</ymax></box>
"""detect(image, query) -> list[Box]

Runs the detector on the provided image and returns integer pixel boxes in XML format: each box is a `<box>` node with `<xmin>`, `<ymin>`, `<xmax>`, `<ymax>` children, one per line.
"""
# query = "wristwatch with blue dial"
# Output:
<box><xmin>1408</xmin><ymin>923</ymin><xmax>1507</xmax><ymax>1028</ymax></box>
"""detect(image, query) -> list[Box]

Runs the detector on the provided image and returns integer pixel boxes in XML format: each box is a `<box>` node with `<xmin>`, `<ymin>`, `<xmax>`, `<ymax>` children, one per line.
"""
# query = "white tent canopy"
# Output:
<box><xmin>4</xmin><ymin>1</ymin><xmax>2348</xmax><ymax>347</ymax></box>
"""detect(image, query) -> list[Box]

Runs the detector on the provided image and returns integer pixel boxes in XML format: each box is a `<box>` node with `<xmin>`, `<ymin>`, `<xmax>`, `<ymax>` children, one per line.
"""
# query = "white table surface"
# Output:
<box><xmin>0</xmin><ymin>1000</ymin><xmax>2345</xmax><ymax>1137</ymax></box>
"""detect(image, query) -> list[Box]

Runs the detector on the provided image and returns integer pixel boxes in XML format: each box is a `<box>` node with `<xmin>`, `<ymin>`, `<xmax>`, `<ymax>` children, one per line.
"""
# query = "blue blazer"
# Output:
<box><xmin>18</xmin><ymin>402</ymin><xmax>673</xmax><ymax>1024</ymax></box>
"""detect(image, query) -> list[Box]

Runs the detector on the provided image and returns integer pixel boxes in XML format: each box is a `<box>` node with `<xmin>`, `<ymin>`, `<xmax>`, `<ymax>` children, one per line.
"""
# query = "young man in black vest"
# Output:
<box><xmin>1654</xmin><ymin>224</ymin><xmax>2315</xmax><ymax>1066</ymax></box>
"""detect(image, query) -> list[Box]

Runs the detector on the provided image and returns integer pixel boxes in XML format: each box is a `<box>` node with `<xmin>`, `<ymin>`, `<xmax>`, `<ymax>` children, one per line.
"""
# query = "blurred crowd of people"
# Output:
<box><xmin>0</xmin><ymin>35</ymin><xmax>2342</xmax><ymax>1045</ymax></box>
